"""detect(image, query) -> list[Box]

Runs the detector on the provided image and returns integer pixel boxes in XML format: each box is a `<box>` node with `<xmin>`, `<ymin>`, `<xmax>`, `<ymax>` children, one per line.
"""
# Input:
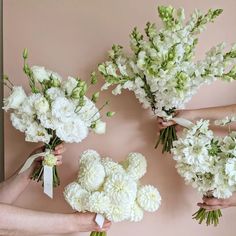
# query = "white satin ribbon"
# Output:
<box><xmin>172</xmin><ymin>117</ymin><xmax>193</xmax><ymax>129</ymax></box>
<box><xmin>18</xmin><ymin>150</ymin><xmax>54</xmax><ymax>199</ymax></box>
<box><xmin>95</xmin><ymin>214</ymin><xmax>105</xmax><ymax>228</ymax></box>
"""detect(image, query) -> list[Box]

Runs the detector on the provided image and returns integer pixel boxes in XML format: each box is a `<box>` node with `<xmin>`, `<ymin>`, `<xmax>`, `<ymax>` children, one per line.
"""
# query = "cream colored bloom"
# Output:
<box><xmin>137</xmin><ymin>185</ymin><xmax>161</xmax><ymax>212</ymax></box>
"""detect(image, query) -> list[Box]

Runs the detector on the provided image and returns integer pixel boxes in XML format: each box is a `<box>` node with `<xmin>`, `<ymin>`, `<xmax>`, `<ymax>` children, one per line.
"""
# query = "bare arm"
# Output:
<box><xmin>157</xmin><ymin>104</ymin><xmax>236</xmax><ymax>130</ymax></box>
<box><xmin>0</xmin><ymin>203</ymin><xmax>111</xmax><ymax>235</ymax></box>
<box><xmin>0</xmin><ymin>144</ymin><xmax>64</xmax><ymax>204</ymax></box>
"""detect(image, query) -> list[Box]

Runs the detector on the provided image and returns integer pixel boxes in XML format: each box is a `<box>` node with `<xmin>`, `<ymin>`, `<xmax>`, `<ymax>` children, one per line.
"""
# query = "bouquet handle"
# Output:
<box><xmin>172</xmin><ymin>117</ymin><xmax>193</xmax><ymax>128</ymax></box>
<box><xmin>18</xmin><ymin>151</ymin><xmax>54</xmax><ymax>199</ymax></box>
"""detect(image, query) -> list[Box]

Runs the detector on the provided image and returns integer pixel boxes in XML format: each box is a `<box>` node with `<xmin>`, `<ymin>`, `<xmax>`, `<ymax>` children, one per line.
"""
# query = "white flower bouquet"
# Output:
<box><xmin>3</xmin><ymin>49</ymin><xmax>114</xmax><ymax>195</ymax></box>
<box><xmin>172</xmin><ymin>118</ymin><xmax>236</xmax><ymax>226</ymax></box>
<box><xmin>64</xmin><ymin>149</ymin><xmax>161</xmax><ymax>236</ymax></box>
<box><xmin>98</xmin><ymin>5</ymin><xmax>236</xmax><ymax>153</ymax></box>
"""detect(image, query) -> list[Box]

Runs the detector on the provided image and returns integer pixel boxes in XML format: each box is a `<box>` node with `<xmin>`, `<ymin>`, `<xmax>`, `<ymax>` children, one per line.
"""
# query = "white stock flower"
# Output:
<box><xmin>121</xmin><ymin>152</ymin><xmax>147</xmax><ymax>180</ymax></box>
<box><xmin>137</xmin><ymin>185</ymin><xmax>161</xmax><ymax>212</ymax></box>
<box><xmin>31</xmin><ymin>66</ymin><xmax>49</xmax><ymax>82</ymax></box>
<box><xmin>104</xmin><ymin>173</ymin><xmax>137</xmax><ymax>205</ymax></box>
<box><xmin>3</xmin><ymin>86</ymin><xmax>27</xmax><ymax>111</ymax></box>
<box><xmin>64</xmin><ymin>182</ymin><xmax>89</xmax><ymax>212</ymax></box>
<box><xmin>78</xmin><ymin>160</ymin><xmax>105</xmax><ymax>192</ymax></box>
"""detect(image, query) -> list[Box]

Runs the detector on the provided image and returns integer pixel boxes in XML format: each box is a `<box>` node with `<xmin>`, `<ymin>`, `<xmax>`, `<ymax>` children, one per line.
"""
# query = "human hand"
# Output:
<box><xmin>197</xmin><ymin>193</ymin><xmax>236</xmax><ymax>210</ymax></box>
<box><xmin>157</xmin><ymin>109</ymin><xmax>196</xmax><ymax>131</ymax></box>
<box><xmin>71</xmin><ymin>212</ymin><xmax>112</xmax><ymax>232</ymax></box>
<box><xmin>19</xmin><ymin>143</ymin><xmax>66</xmax><ymax>180</ymax></box>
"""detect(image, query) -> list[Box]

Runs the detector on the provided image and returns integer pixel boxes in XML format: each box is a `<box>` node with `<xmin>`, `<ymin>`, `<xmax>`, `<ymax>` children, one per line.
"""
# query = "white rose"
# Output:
<box><xmin>3</xmin><ymin>86</ymin><xmax>27</xmax><ymax>111</ymax></box>
<box><xmin>31</xmin><ymin>66</ymin><xmax>50</xmax><ymax>82</ymax></box>
<box><xmin>93</xmin><ymin>120</ymin><xmax>106</xmax><ymax>134</ymax></box>
<box><xmin>34</xmin><ymin>96</ymin><xmax>49</xmax><ymax>114</ymax></box>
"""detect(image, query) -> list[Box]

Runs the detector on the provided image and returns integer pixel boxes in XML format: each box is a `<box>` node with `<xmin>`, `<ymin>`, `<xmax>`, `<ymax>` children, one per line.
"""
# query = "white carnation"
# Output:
<box><xmin>137</xmin><ymin>185</ymin><xmax>161</xmax><ymax>212</ymax></box>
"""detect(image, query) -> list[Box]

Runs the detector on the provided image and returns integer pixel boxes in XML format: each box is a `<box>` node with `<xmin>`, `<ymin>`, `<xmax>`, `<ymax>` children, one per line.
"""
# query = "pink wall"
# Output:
<box><xmin>3</xmin><ymin>0</ymin><xmax>236</xmax><ymax>235</ymax></box>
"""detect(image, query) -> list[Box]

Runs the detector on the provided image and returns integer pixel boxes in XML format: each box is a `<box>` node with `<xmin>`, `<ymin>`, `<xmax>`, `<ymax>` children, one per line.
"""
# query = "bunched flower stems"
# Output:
<box><xmin>192</xmin><ymin>208</ymin><xmax>222</xmax><ymax>226</ymax></box>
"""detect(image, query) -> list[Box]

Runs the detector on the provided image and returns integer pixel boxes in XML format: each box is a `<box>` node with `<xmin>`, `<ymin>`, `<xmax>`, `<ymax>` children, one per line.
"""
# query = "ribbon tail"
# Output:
<box><xmin>95</xmin><ymin>214</ymin><xmax>105</xmax><ymax>229</ymax></box>
<box><xmin>172</xmin><ymin>117</ymin><xmax>193</xmax><ymax>129</ymax></box>
<box><xmin>43</xmin><ymin>165</ymin><xmax>53</xmax><ymax>199</ymax></box>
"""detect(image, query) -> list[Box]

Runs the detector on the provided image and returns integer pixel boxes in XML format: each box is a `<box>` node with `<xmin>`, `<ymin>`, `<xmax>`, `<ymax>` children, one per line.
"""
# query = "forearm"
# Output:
<box><xmin>189</xmin><ymin>104</ymin><xmax>236</xmax><ymax>121</ymax></box>
<box><xmin>0</xmin><ymin>203</ymin><xmax>76</xmax><ymax>235</ymax></box>
<box><xmin>0</xmin><ymin>169</ymin><xmax>31</xmax><ymax>204</ymax></box>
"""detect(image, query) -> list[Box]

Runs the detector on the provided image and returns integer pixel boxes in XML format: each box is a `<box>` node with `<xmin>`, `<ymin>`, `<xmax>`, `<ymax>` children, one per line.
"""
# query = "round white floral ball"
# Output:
<box><xmin>129</xmin><ymin>202</ymin><xmax>144</xmax><ymax>222</ymax></box>
<box><xmin>78</xmin><ymin>160</ymin><xmax>105</xmax><ymax>192</ymax></box>
<box><xmin>64</xmin><ymin>182</ymin><xmax>89</xmax><ymax>212</ymax></box>
<box><xmin>121</xmin><ymin>152</ymin><xmax>147</xmax><ymax>180</ymax></box>
<box><xmin>105</xmin><ymin>204</ymin><xmax>131</xmax><ymax>222</ymax></box>
<box><xmin>103</xmin><ymin>173</ymin><xmax>137</xmax><ymax>205</ymax></box>
<box><xmin>80</xmin><ymin>149</ymin><xmax>101</xmax><ymax>165</ymax></box>
<box><xmin>101</xmin><ymin>157</ymin><xmax>125</xmax><ymax>177</ymax></box>
<box><xmin>137</xmin><ymin>185</ymin><xmax>161</xmax><ymax>212</ymax></box>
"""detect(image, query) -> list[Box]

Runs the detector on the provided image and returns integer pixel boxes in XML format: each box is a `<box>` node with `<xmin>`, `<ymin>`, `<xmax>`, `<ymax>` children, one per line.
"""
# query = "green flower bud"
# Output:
<box><xmin>91</xmin><ymin>72</ymin><xmax>98</xmax><ymax>85</ymax></box>
<box><xmin>98</xmin><ymin>64</ymin><xmax>107</xmax><ymax>75</ymax></box>
<box><xmin>92</xmin><ymin>92</ymin><xmax>100</xmax><ymax>103</ymax></box>
<box><xmin>71</xmin><ymin>87</ymin><xmax>82</xmax><ymax>99</ymax></box>
<box><xmin>106</xmin><ymin>111</ymin><xmax>115</xmax><ymax>117</ymax></box>
<box><xmin>23</xmin><ymin>48</ymin><xmax>28</xmax><ymax>59</ymax></box>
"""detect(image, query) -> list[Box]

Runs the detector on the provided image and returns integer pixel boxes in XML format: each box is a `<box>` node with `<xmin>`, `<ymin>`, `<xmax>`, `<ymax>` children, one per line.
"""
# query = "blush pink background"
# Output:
<box><xmin>3</xmin><ymin>0</ymin><xmax>236</xmax><ymax>235</ymax></box>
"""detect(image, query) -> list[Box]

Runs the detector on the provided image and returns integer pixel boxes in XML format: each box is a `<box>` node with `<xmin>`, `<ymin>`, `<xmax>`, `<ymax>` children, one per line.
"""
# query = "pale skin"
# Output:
<box><xmin>0</xmin><ymin>144</ymin><xmax>111</xmax><ymax>235</ymax></box>
<box><xmin>156</xmin><ymin>104</ymin><xmax>236</xmax><ymax>211</ymax></box>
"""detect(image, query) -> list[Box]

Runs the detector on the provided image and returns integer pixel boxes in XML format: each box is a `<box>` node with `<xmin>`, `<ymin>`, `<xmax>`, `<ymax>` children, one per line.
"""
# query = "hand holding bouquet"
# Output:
<box><xmin>98</xmin><ymin>5</ymin><xmax>236</xmax><ymax>153</ymax></box>
<box><xmin>3</xmin><ymin>49</ymin><xmax>114</xmax><ymax>197</ymax></box>
<box><xmin>64</xmin><ymin>150</ymin><xmax>161</xmax><ymax>236</ymax></box>
<box><xmin>172</xmin><ymin>117</ymin><xmax>236</xmax><ymax>226</ymax></box>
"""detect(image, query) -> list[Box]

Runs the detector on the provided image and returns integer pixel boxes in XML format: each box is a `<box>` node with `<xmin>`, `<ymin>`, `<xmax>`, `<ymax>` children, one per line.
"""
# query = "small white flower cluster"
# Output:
<box><xmin>64</xmin><ymin>150</ymin><xmax>161</xmax><ymax>222</ymax></box>
<box><xmin>99</xmin><ymin>6</ymin><xmax>236</xmax><ymax>119</ymax></box>
<box><xmin>3</xmin><ymin>66</ymin><xmax>106</xmax><ymax>145</ymax></box>
<box><xmin>172</xmin><ymin>119</ymin><xmax>236</xmax><ymax>199</ymax></box>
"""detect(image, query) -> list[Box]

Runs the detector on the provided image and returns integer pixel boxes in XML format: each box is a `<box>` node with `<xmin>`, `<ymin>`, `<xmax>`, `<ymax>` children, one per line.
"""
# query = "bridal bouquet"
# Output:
<box><xmin>98</xmin><ymin>5</ymin><xmax>236</xmax><ymax>153</ymax></box>
<box><xmin>3</xmin><ymin>49</ymin><xmax>114</xmax><ymax>197</ymax></box>
<box><xmin>64</xmin><ymin>149</ymin><xmax>161</xmax><ymax>236</ymax></box>
<box><xmin>172</xmin><ymin>118</ymin><xmax>236</xmax><ymax>226</ymax></box>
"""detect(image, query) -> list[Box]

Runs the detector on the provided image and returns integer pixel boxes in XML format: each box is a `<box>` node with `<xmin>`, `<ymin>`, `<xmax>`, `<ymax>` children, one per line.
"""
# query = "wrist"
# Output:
<box><xmin>68</xmin><ymin>213</ymin><xmax>80</xmax><ymax>233</ymax></box>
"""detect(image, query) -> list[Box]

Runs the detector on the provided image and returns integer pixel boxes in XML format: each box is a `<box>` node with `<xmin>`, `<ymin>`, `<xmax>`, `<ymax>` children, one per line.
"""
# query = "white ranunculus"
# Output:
<box><xmin>31</xmin><ymin>66</ymin><xmax>50</xmax><ymax>82</ymax></box>
<box><xmin>34</xmin><ymin>96</ymin><xmax>49</xmax><ymax>114</ymax></box>
<box><xmin>93</xmin><ymin>120</ymin><xmax>106</xmax><ymax>134</ymax></box>
<box><xmin>25</xmin><ymin>122</ymin><xmax>52</xmax><ymax>144</ymax></box>
<box><xmin>52</xmin><ymin>97</ymin><xmax>76</xmax><ymax>122</ymax></box>
<box><xmin>3</xmin><ymin>86</ymin><xmax>27</xmax><ymax>111</ymax></box>
<box><xmin>55</xmin><ymin>118</ymin><xmax>88</xmax><ymax>143</ymax></box>
<box><xmin>63</xmin><ymin>76</ymin><xmax>78</xmax><ymax>96</ymax></box>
